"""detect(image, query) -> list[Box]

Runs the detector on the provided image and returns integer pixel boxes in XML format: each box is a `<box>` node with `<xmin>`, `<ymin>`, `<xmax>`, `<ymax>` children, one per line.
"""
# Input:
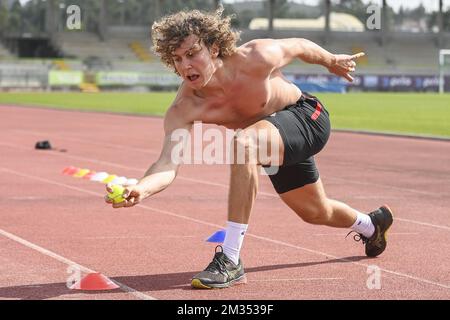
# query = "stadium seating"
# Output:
<box><xmin>49</xmin><ymin>25</ymin><xmax>449</xmax><ymax>76</ymax></box>
<box><xmin>0</xmin><ymin>60</ymin><xmax>50</xmax><ymax>88</ymax></box>
<box><xmin>1</xmin><ymin>25</ymin><xmax>448</xmax><ymax>92</ymax></box>
<box><xmin>241</xmin><ymin>30</ymin><xmax>444</xmax><ymax>75</ymax></box>
<box><xmin>55</xmin><ymin>31</ymin><xmax>136</xmax><ymax>61</ymax></box>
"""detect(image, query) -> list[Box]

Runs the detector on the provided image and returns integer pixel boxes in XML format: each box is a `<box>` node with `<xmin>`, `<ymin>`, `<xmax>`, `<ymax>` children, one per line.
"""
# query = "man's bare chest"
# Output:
<box><xmin>196</xmin><ymin>78</ymin><xmax>271</xmax><ymax>126</ymax></box>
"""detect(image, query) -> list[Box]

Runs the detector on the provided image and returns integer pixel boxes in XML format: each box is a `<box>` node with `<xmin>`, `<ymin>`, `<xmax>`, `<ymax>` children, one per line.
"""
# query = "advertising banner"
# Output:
<box><xmin>287</xmin><ymin>73</ymin><xmax>450</xmax><ymax>92</ymax></box>
<box><xmin>48</xmin><ymin>71</ymin><xmax>84</xmax><ymax>86</ymax></box>
<box><xmin>96</xmin><ymin>72</ymin><xmax>181</xmax><ymax>86</ymax></box>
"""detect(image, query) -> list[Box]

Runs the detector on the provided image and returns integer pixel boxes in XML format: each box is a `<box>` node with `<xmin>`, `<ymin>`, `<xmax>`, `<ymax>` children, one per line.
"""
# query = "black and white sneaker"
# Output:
<box><xmin>348</xmin><ymin>205</ymin><xmax>394</xmax><ymax>257</ymax></box>
<box><xmin>191</xmin><ymin>246</ymin><xmax>246</xmax><ymax>289</ymax></box>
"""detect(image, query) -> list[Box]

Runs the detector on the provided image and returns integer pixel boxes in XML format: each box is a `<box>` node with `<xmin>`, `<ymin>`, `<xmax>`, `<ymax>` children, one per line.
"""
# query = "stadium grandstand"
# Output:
<box><xmin>0</xmin><ymin>0</ymin><xmax>449</xmax><ymax>93</ymax></box>
<box><xmin>248</xmin><ymin>12</ymin><xmax>366</xmax><ymax>32</ymax></box>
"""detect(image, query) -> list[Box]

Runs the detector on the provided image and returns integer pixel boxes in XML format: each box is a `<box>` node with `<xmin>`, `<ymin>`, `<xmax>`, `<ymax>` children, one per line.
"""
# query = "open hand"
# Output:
<box><xmin>328</xmin><ymin>52</ymin><xmax>365</xmax><ymax>82</ymax></box>
<box><xmin>104</xmin><ymin>183</ymin><xmax>142</xmax><ymax>209</ymax></box>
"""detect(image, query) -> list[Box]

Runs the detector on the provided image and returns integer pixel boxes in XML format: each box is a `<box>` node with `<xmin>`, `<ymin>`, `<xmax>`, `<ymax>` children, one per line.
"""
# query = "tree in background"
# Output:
<box><xmin>90</xmin><ymin>0</ymin><xmax>215</xmax><ymax>26</ymax></box>
<box><xmin>395</xmin><ymin>5</ymin><xmax>405</xmax><ymax>28</ymax></box>
<box><xmin>262</xmin><ymin>0</ymin><xmax>289</xmax><ymax>18</ymax></box>
<box><xmin>0</xmin><ymin>1</ymin><xmax>8</xmax><ymax>35</ymax></box>
<box><xmin>6</xmin><ymin>0</ymin><xmax>22</xmax><ymax>33</ymax></box>
<box><xmin>21</xmin><ymin>0</ymin><xmax>46</xmax><ymax>33</ymax></box>
<box><xmin>1</xmin><ymin>0</ymin><xmax>441</xmax><ymax>34</ymax></box>
<box><xmin>159</xmin><ymin>0</ymin><xmax>214</xmax><ymax>16</ymax></box>
<box><xmin>330</xmin><ymin>0</ymin><xmax>369</xmax><ymax>22</ymax></box>
<box><xmin>428</xmin><ymin>8</ymin><xmax>450</xmax><ymax>32</ymax></box>
<box><xmin>409</xmin><ymin>2</ymin><xmax>426</xmax><ymax>21</ymax></box>
<box><xmin>331</xmin><ymin>0</ymin><xmax>395</xmax><ymax>31</ymax></box>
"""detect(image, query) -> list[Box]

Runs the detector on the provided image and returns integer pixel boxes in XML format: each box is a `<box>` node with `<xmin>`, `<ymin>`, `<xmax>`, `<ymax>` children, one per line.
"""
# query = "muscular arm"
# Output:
<box><xmin>274</xmin><ymin>38</ymin><xmax>337</xmax><ymax>68</ymax></box>
<box><xmin>137</xmin><ymin>104</ymin><xmax>192</xmax><ymax>199</ymax></box>
<box><xmin>105</xmin><ymin>100</ymin><xmax>193</xmax><ymax>209</ymax></box>
<box><xmin>249</xmin><ymin>38</ymin><xmax>365</xmax><ymax>82</ymax></box>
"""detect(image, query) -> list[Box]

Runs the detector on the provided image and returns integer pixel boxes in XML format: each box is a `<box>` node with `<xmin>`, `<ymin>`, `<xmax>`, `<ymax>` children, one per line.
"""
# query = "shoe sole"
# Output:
<box><xmin>381</xmin><ymin>204</ymin><xmax>394</xmax><ymax>241</ymax></box>
<box><xmin>381</xmin><ymin>204</ymin><xmax>394</xmax><ymax>236</ymax></box>
<box><xmin>191</xmin><ymin>274</ymin><xmax>247</xmax><ymax>289</ymax></box>
<box><xmin>367</xmin><ymin>204</ymin><xmax>394</xmax><ymax>257</ymax></box>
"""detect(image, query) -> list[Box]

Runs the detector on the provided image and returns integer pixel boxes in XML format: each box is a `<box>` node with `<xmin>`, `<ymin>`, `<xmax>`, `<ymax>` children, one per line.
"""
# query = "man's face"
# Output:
<box><xmin>171</xmin><ymin>35</ymin><xmax>218</xmax><ymax>89</ymax></box>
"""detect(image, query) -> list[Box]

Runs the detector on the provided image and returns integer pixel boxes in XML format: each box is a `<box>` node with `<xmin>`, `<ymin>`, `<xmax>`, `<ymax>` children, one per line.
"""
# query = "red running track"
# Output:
<box><xmin>0</xmin><ymin>105</ymin><xmax>449</xmax><ymax>300</ymax></box>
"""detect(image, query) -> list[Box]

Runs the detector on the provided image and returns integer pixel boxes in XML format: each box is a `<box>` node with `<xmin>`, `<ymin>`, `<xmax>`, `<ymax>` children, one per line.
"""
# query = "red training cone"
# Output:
<box><xmin>69</xmin><ymin>273</ymin><xmax>119</xmax><ymax>291</ymax></box>
<box><xmin>62</xmin><ymin>166</ymin><xmax>78</xmax><ymax>175</ymax></box>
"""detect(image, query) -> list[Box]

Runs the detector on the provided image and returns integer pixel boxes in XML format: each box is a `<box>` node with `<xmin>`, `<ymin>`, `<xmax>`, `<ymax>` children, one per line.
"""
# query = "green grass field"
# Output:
<box><xmin>1</xmin><ymin>92</ymin><xmax>449</xmax><ymax>138</ymax></box>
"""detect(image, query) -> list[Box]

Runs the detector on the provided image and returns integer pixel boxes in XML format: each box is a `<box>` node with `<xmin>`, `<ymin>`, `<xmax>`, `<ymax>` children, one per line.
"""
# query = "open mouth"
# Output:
<box><xmin>187</xmin><ymin>74</ymin><xmax>200</xmax><ymax>82</ymax></box>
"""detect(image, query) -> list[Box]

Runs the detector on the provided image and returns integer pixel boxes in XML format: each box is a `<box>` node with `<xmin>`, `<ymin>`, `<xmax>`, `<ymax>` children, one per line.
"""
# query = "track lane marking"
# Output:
<box><xmin>10</xmin><ymin>129</ymin><xmax>448</xmax><ymax>197</ymax></box>
<box><xmin>1</xmin><ymin>167</ymin><xmax>449</xmax><ymax>290</ymax></box>
<box><xmin>1</xmin><ymin>141</ymin><xmax>449</xmax><ymax>231</ymax></box>
<box><xmin>0</xmin><ymin>171</ymin><xmax>157</xmax><ymax>300</ymax></box>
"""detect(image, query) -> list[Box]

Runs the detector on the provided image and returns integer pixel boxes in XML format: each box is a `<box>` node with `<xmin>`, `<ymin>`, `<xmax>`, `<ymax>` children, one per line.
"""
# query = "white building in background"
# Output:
<box><xmin>249</xmin><ymin>12</ymin><xmax>365</xmax><ymax>32</ymax></box>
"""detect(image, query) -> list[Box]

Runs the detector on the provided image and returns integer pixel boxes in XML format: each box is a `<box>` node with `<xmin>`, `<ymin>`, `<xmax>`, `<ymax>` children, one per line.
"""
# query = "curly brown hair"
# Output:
<box><xmin>151</xmin><ymin>6</ymin><xmax>240</xmax><ymax>74</ymax></box>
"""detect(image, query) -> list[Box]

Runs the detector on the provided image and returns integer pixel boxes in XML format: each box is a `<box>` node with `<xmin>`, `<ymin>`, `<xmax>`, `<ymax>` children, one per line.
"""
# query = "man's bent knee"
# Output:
<box><xmin>295</xmin><ymin>203</ymin><xmax>333</xmax><ymax>225</ymax></box>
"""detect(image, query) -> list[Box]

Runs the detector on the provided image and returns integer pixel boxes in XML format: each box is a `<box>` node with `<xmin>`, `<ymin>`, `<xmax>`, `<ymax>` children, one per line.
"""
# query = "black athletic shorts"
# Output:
<box><xmin>263</xmin><ymin>92</ymin><xmax>331</xmax><ymax>194</ymax></box>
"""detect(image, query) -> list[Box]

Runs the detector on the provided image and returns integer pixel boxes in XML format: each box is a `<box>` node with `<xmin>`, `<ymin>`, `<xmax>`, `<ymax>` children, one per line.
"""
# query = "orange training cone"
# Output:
<box><xmin>62</xmin><ymin>166</ymin><xmax>78</xmax><ymax>175</ymax></box>
<box><xmin>69</xmin><ymin>273</ymin><xmax>120</xmax><ymax>291</ymax></box>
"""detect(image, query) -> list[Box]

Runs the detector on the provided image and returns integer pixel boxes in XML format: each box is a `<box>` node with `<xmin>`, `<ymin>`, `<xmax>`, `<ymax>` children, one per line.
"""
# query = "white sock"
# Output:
<box><xmin>351</xmin><ymin>212</ymin><xmax>375</xmax><ymax>238</ymax></box>
<box><xmin>222</xmin><ymin>221</ymin><xmax>248</xmax><ymax>265</ymax></box>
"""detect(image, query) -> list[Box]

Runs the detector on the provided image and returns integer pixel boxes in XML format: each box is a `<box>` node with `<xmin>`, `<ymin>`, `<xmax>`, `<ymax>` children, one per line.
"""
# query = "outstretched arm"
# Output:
<box><xmin>105</xmin><ymin>103</ymin><xmax>192</xmax><ymax>208</ymax></box>
<box><xmin>251</xmin><ymin>38</ymin><xmax>365</xmax><ymax>82</ymax></box>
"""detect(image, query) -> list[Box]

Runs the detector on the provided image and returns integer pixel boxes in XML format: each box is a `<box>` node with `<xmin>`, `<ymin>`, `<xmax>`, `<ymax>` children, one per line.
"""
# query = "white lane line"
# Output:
<box><xmin>250</xmin><ymin>277</ymin><xmax>344</xmax><ymax>282</ymax></box>
<box><xmin>0</xmin><ymin>141</ymin><xmax>278</xmax><ymax>198</ymax></box>
<box><xmin>394</xmin><ymin>218</ymin><xmax>450</xmax><ymax>231</ymax></box>
<box><xmin>0</xmin><ymin>228</ymin><xmax>156</xmax><ymax>300</ymax></box>
<box><xmin>247</xmin><ymin>233</ymin><xmax>450</xmax><ymax>290</ymax></box>
<box><xmin>27</xmin><ymin>236</ymin><xmax>200</xmax><ymax>241</ymax></box>
<box><xmin>1</xmin><ymin>167</ymin><xmax>449</xmax><ymax>291</ymax></box>
<box><xmin>313</xmin><ymin>232</ymin><xmax>420</xmax><ymax>236</ymax></box>
<box><xmin>1</xmin><ymin>142</ymin><xmax>449</xmax><ymax>231</ymax></box>
<box><xmin>12</xmin><ymin>129</ymin><xmax>159</xmax><ymax>155</ymax></box>
<box><xmin>0</xmin><ymin>175</ymin><xmax>156</xmax><ymax>301</ymax></box>
<box><xmin>8</xmin><ymin>129</ymin><xmax>448</xmax><ymax>197</ymax></box>
<box><xmin>8</xmin><ymin>196</ymin><xmax>48</xmax><ymax>201</ymax></box>
<box><xmin>328</xmin><ymin>177</ymin><xmax>440</xmax><ymax>197</ymax></box>
<box><xmin>82</xmin><ymin>235</ymin><xmax>199</xmax><ymax>240</ymax></box>
<box><xmin>0</xmin><ymin>228</ymin><xmax>93</xmax><ymax>274</ymax></box>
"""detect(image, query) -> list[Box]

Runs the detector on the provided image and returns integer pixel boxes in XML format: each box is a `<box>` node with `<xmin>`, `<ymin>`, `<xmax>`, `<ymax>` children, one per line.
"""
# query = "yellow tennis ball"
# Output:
<box><xmin>108</xmin><ymin>185</ymin><xmax>125</xmax><ymax>204</ymax></box>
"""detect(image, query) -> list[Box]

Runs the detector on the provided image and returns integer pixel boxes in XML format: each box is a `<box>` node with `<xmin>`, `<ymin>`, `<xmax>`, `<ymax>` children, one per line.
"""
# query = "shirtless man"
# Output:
<box><xmin>105</xmin><ymin>8</ymin><xmax>393</xmax><ymax>289</ymax></box>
